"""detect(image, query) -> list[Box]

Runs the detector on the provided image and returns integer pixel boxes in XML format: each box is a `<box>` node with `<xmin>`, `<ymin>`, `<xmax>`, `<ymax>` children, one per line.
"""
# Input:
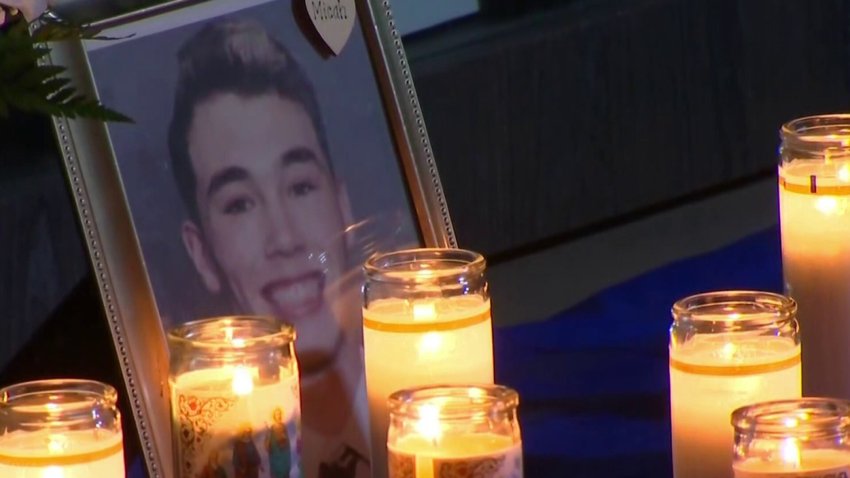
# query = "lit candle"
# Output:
<box><xmin>387</xmin><ymin>385</ymin><xmax>523</xmax><ymax>478</ymax></box>
<box><xmin>168</xmin><ymin>317</ymin><xmax>301</xmax><ymax>478</ymax></box>
<box><xmin>669</xmin><ymin>291</ymin><xmax>801</xmax><ymax>478</ymax></box>
<box><xmin>778</xmin><ymin>115</ymin><xmax>850</xmax><ymax>397</ymax></box>
<box><xmin>732</xmin><ymin>398</ymin><xmax>850</xmax><ymax>477</ymax></box>
<box><xmin>0</xmin><ymin>380</ymin><xmax>125</xmax><ymax>478</ymax></box>
<box><xmin>363</xmin><ymin>249</ymin><xmax>495</xmax><ymax>478</ymax></box>
<box><xmin>734</xmin><ymin>448</ymin><xmax>850</xmax><ymax>477</ymax></box>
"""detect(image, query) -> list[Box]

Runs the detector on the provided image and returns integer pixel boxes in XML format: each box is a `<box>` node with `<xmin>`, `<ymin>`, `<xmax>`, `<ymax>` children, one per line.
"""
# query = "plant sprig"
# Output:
<box><xmin>0</xmin><ymin>12</ymin><xmax>132</xmax><ymax>122</ymax></box>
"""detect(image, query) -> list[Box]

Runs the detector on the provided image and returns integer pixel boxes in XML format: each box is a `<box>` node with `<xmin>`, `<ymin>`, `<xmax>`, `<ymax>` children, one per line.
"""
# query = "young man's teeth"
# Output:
<box><xmin>273</xmin><ymin>280</ymin><xmax>317</xmax><ymax>304</ymax></box>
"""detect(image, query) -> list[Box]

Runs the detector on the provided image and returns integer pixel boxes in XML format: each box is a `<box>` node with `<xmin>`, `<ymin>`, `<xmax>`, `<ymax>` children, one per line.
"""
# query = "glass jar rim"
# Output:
<box><xmin>781</xmin><ymin>114</ymin><xmax>850</xmax><ymax>155</ymax></box>
<box><xmin>168</xmin><ymin>315</ymin><xmax>295</xmax><ymax>350</ymax></box>
<box><xmin>363</xmin><ymin>248</ymin><xmax>485</xmax><ymax>283</ymax></box>
<box><xmin>0</xmin><ymin>379</ymin><xmax>118</xmax><ymax>424</ymax></box>
<box><xmin>388</xmin><ymin>384</ymin><xmax>518</xmax><ymax>421</ymax></box>
<box><xmin>732</xmin><ymin>398</ymin><xmax>850</xmax><ymax>438</ymax></box>
<box><xmin>671</xmin><ymin>290</ymin><xmax>797</xmax><ymax>331</ymax></box>
<box><xmin>1</xmin><ymin>379</ymin><xmax>117</xmax><ymax>405</ymax></box>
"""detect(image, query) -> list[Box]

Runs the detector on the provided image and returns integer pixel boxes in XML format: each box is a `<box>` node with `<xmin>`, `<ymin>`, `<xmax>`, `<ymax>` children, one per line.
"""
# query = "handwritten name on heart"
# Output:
<box><xmin>306</xmin><ymin>0</ymin><xmax>355</xmax><ymax>55</ymax></box>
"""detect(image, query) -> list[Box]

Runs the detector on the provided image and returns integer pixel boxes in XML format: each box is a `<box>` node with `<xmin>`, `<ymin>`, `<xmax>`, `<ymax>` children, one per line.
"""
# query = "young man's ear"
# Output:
<box><xmin>181</xmin><ymin>220</ymin><xmax>222</xmax><ymax>293</ymax></box>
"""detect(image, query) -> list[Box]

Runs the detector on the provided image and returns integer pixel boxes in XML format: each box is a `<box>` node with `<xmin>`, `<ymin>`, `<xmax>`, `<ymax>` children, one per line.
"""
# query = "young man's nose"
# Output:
<box><xmin>263</xmin><ymin>203</ymin><xmax>305</xmax><ymax>257</ymax></box>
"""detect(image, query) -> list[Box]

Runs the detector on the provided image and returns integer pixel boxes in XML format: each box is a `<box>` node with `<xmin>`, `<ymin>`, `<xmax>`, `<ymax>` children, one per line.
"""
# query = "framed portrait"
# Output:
<box><xmin>44</xmin><ymin>0</ymin><xmax>455</xmax><ymax>476</ymax></box>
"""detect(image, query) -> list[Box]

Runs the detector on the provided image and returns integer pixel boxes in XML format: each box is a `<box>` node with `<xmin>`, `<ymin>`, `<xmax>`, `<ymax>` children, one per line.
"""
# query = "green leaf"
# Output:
<box><xmin>17</xmin><ymin>65</ymin><xmax>65</xmax><ymax>86</ymax></box>
<box><xmin>0</xmin><ymin>48</ymin><xmax>41</xmax><ymax>78</ymax></box>
<box><xmin>0</xmin><ymin>13</ymin><xmax>133</xmax><ymax>123</ymax></box>
<box><xmin>49</xmin><ymin>86</ymin><xmax>76</xmax><ymax>103</ymax></box>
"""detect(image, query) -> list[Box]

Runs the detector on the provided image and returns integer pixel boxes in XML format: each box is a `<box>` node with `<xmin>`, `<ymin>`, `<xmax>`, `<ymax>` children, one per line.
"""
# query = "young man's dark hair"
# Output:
<box><xmin>168</xmin><ymin>18</ymin><xmax>331</xmax><ymax>222</ymax></box>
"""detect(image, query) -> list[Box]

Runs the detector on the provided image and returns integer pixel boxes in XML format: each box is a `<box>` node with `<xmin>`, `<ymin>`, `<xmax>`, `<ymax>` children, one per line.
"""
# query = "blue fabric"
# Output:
<box><xmin>129</xmin><ymin>226</ymin><xmax>781</xmax><ymax>478</ymax></box>
<box><xmin>494</xmin><ymin>225</ymin><xmax>783</xmax><ymax>477</ymax></box>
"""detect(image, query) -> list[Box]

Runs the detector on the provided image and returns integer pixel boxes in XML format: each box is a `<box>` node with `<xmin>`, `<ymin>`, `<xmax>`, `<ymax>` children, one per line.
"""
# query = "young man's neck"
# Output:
<box><xmin>301</xmin><ymin>334</ymin><xmax>363</xmax><ymax>435</ymax></box>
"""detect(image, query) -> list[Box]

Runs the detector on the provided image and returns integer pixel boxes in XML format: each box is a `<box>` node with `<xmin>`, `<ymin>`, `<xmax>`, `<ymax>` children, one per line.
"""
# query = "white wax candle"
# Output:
<box><xmin>0</xmin><ymin>429</ymin><xmax>124</xmax><ymax>478</ymax></box>
<box><xmin>363</xmin><ymin>295</ymin><xmax>494</xmax><ymax>478</ymax></box>
<box><xmin>388</xmin><ymin>434</ymin><xmax>522</xmax><ymax>478</ymax></box>
<box><xmin>734</xmin><ymin>448</ymin><xmax>850</xmax><ymax>477</ymax></box>
<box><xmin>780</xmin><ymin>162</ymin><xmax>850</xmax><ymax>397</ymax></box>
<box><xmin>670</xmin><ymin>335</ymin><xmax>801</xmax><ymax>478</ymax></box>
<box><xmin>170</xmin><ymin>365</ymin><xmax>301</xmax><ymax>478</ymax></box>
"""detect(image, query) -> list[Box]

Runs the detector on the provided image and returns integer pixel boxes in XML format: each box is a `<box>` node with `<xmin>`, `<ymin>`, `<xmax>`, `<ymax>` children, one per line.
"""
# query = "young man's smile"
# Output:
<box><xmin>261</xmin><ymin>270</ymin><xmax>325</xmax><ymax>321</ymax></box>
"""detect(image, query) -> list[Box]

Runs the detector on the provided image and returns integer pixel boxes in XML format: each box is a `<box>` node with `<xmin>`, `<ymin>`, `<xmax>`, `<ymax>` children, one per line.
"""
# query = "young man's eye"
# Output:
<box><xmin>222</xmin><ymin>197</ymin><xmax>255</xmax><ymax>215</ymax></box>
<box><xmin>290</xmin><ymin>181</ymin><xmax>317</xmax><ymax>197</ymax></box>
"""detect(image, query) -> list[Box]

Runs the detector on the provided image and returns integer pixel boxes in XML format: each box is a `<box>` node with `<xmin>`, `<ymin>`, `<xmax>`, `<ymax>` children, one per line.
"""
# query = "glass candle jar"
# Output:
<box><xmin>669</xmin><ymin>291</ymin><xmax>801</xmax><ymax>478</ymax></box>
<box><xmin>732</xmin><ymin>398</ymin><xmax>850</xmax><ymax>476</ymax></box>
<box><xmin>0</xmin><ymin>379</ymin><xmax>125</xmax><ymax>478</ymax></box>
<box><xmin>387</xmin><ymin>384</ymin><xmax>522</xmax><ymax>478</ymax></box>
<box><xmin>168</xmin><ymin>316</ymin><xmax>301</xmax><ymax>478</ymax></box>
<box><xmin>778</xmin><ymin>114</ymin><xmax>850</xmax><ymax>398</ymax></box>
<box><xmin>363</xmin><ymin>248</ymin><xmax>495</xmax><ymax>478</ymax></box>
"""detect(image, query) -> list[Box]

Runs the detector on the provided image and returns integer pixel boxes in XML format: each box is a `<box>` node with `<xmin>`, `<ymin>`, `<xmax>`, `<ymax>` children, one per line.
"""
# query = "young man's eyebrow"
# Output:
<box><xmin>281</xmin><ymin>147</ymin><xmax>322</xmax><ymax>168</ymax></box>
<box><xmin>206</xmin><ymin>166</ymin><xmax>249</xmax><ymax>199</ymax></box>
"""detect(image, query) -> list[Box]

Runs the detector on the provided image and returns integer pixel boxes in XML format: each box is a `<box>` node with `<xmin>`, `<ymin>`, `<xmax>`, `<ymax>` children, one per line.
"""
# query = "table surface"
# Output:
<box><xmin>494</xmin><ymin>225</ymin><xmax>783</xmax><ymax>477</ymax></box>
<box><xmin>127</xmin><ymin>226</ymin><xmax>782</xmax><ymax>478</ymax></box>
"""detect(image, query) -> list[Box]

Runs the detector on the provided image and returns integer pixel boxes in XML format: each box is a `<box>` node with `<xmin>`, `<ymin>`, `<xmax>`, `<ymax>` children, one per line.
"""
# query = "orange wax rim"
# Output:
<box><xmin>363</xmin><ymin>309</ymin><xmax>490</xmax><ymax>333</ymax></box>
<box><xmin>669</xmin><ymin>353</ymin><xmax>801</xmax><ymax>376</ymax></box>
<box><xmin>779</xmin><ymin>175</ymin><xmax>850</xmax><ymax>195</ymax></box>
<box><xmin>0</xmin><ymin>440</ymin><xmax>123</xmax><ymax>467</ymax></box>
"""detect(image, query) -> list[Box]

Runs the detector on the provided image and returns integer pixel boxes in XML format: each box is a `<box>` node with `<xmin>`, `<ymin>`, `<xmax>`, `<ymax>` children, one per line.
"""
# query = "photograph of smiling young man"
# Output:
<box><xmin>168</xmin><ymin>19</ymin><xmax>370</xmax><ymax>478</ymax></box>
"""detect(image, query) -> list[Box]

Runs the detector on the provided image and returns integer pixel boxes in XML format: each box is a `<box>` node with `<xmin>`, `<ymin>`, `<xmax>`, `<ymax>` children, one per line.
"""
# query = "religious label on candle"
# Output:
<box><xmin>0</xmin><ymin>429</ymin><xmax>124</xmax><ymax>478</ymax></box>
<box><xmin>171</xmin><ymin>366</ymin><xmax>301</xmax><ymax>478</ymax></box>
<box><xmin>388</xmin><ymin>434</ymin><xmax>522</xmax><ymax>478</ymax></box>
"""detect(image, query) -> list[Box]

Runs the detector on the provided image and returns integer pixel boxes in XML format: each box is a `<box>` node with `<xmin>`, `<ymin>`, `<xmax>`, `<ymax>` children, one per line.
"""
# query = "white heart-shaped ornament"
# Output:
<box><xmin>305</xmin><ymin>0</ymin><xmax>355</xmax><ymax>55</ymax></box>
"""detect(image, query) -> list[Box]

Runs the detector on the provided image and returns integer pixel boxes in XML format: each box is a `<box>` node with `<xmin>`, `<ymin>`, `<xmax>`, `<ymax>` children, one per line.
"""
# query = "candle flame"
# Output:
<box><xmin>46</xmin><ymin>434</ymin><xmax>67</xmax><ymax>454</ymax></box>
<box><xmin>415</xmin><ymin>404</ymin><xmax>442</xmax><ymax>443</ymax></box>
<box><xmin>816</xmin><ymin>197</ymin><xmax>839</xmax><ymax>215</ymax></box>
<box><xmin>468</xmin><ymin>387</ymin><xmax>485</xmax><ymax>399</ymax></box>
<box><xmin>413</xmin><ymin>302</ymin><xmax>437</xmax><ymax>322</ymax></box>
<box><xmin>224</xmin><ymin>326</ymin><xmax>246</xmax><ymax>347</ymax></box>
<box><xmin>231</xmin><ymin>366</ymin><xmax>254</xmax><ymax>396</ymax></box>
<box><xmin>43</xmin><ymin>466</ymin><xmax>64</xmax><ymax>478</ymax></box>
<box><xmin>45</xmin><ymin>402</ymin><xmax>60</xmax><ymax>413</ymax></box>
<box><xmin>418</xmin><ymin>332</ymin><xmax>443</xmax><ymax>358</ymax></box>
<box><xmin>839</xmin><ymin>164</ymin><xmax>850</xmax><ymax>183</ymax></box>
<box><xmin>780</xmin><ymin>438</ymin><xmax>801</xmax><ymax>468</ymax></box>
<box><xmin>721</xmin><ymin>342</ymin><xmax>737</xmax><ymax>360</ymax></box>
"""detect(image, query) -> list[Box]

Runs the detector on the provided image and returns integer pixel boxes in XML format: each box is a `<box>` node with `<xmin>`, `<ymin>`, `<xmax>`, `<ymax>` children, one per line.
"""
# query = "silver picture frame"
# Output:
<box><xmin>43</xmin><ymin>1</ymin><xmax>455</xmax><ymax>476</ymax></box>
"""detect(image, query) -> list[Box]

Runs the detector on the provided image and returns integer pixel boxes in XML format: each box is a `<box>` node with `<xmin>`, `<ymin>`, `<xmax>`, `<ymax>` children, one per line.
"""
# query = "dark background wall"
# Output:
<box><xmin>409</xmin><ymin>0</ymin><xmax>850</xmax><ymax>259</ymax></box>
<box><xmin>2</xmin><ymin>0</ymin><xmax>850</xmax><ymax>367</ymax></box>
